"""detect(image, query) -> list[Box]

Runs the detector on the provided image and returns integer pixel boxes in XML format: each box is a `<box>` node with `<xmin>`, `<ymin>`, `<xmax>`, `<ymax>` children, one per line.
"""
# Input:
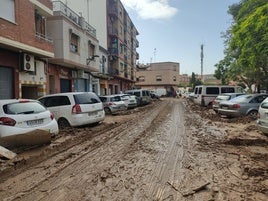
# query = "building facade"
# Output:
<box><xmin>135</xmin><ymin>62</ymin><xmax>181</xmax><ymax>96</ymax></box>
<box><xmin>56</xmin><ymin>0</ymin><xmax>139</xmax><ymax>95</ymax></box>
<box><xmin>47</xmin><ymin>1</ymin><xmax>101</xmax><ymax>94</ymax></box>
<box><xmin>0</xmin><ymin>0</ymin><xmax>54</xmax><ymax>99</ymax></box>
<box><xmin>107</xmin><ymin>0</ymin><xmax>139</xmax><ymax>94</ymax></box>
<box><xmin>0</xmin><ymin>0</ymin><xmax>139</xmax><ymax>99</ymax></box>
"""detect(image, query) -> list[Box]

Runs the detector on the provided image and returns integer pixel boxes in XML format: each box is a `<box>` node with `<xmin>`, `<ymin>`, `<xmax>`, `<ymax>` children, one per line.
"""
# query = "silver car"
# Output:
<box><xmin>212</xmin><ymin>93</ymin><xmax>245</xmax><ymax>112</ymax></box>
<box><xmin>99</xmin><ymin>95</ymin><xmax>127</xmax><ymax>114</ymax></box>
<box><xmin>256</xmin><ymin>97</ymin><xmax>268</xmax><ymax>134</ymax></box>
<box><xmin>218</xmin><ymin>94</ymin><xmax>268</xmax><ymax>119</ymax></box>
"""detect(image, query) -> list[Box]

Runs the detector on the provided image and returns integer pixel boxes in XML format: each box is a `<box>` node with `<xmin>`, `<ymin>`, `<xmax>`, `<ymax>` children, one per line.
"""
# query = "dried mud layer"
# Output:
<box><xmin>0</xmin><ymin>98</ymin><xmax>267</xmax><ymax>201</ymax></box>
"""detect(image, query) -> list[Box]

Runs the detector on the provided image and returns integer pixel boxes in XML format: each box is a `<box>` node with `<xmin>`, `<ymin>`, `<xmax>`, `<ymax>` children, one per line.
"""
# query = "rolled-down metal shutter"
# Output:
<box><xmin>0</xmin><ymin>67</ymin><xmax>13</xmax><ymax>99</ymax></box>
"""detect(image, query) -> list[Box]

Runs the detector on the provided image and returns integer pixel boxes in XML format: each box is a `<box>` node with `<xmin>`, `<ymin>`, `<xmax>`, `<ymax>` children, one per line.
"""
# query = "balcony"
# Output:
<box><xmin>35</xmin><ymin>32</ymin><xmax>53</xmax><ymax>44</ymax></box>
<box><xmin>52</xmin><ymin>1</ymin><xmax>96</xmax><ymax>37</ymax></box>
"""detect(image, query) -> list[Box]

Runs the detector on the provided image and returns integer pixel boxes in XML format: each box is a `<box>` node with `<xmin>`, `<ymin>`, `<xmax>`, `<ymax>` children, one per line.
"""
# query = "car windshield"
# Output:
<box><xmin>3</xmin><ymin>101</ymin><xmax>46</xmax><ymax>114</ymax></box>
<box><xmin>230</xmin><ymin>95</ymin><xmax>253</xmax><ymax>103</ymax></box>
<box><xmin>111</xmin><ymin>96</ymin><xmax>121</xmax><ymax>102</ymax></box>
<box><xmin>74</xmin><ymin>93</ymin><xmax>101</xmax><ymax>104</ymax></box>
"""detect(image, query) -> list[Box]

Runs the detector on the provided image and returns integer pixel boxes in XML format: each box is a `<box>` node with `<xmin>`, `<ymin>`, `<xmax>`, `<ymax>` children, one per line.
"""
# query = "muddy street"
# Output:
<box><xmin>0</xmin><ymin>98</ymin><xmax>267</xmax><ymax>201</ymax></box>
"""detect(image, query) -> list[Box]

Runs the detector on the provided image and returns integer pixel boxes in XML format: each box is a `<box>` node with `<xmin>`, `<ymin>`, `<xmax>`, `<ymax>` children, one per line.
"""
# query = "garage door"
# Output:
<box><xmin>0</xmin><ymin>67</ymin><xmax>13</xmax><ymax>99</ymax></box>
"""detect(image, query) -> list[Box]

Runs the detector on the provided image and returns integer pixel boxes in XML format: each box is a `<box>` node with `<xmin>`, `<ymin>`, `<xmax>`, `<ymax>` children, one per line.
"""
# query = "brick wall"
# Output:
<box><xmin>0</xmin><ymin>0</ymin><xmax>53</xmax><ymax>53</ymax></box>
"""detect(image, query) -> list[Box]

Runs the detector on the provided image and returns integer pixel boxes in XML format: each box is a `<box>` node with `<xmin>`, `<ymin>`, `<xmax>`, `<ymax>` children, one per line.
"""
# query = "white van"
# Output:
<box><xmin>193</xmin><ymin>85</ymin><xmax>244</xmax><ymax>107</ymax></box>
<box><xmin>125</xmin><ymin>89</ymin><xmax>151</xmax><ymax>106</ymax></box>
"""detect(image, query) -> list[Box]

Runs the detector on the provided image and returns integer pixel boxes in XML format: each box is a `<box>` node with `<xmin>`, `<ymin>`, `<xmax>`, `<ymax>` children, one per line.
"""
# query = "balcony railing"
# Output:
<box><xmin>35</xmin><ymin>32</ymin><xmax>53</xmax><ymax>43</ymax></box>
<box><xmin>52</xmin><ymin>1</ymin><xmax>96</xmax><ymax>37</ymax></box>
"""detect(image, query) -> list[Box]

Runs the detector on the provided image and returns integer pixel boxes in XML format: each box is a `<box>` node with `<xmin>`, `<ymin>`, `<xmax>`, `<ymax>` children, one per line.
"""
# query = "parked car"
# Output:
<box><xmin>0</xmin><ymin>99</ymin><xmax>59</xmax><ymax>138</ymax></box>
<box><xmin>212</xmin><ymin>93</ymin><xmax>245</xmax><ymax>112</ymax></box>
<box><xmin>99</xmin><ymin>95</ymin><xmax>127</xmax><ymax>114</ymax></box>
<box><xmin>218</xmin><ymin>94</ymin><xmax>268</xmax><ymax>119</ymax></box>
<box><xmin>256</xmin><ymin>97</ymin><xmax>268</xmax><ymax>134</ymax></box>
<box><xmin>125</xmin><ymin>89</ymin><xmax>151</xmax><ymax>105</ymax></box>
<box><xmin>119</xmin><ymin>94</ymin><xmax>138</xmax><ymax>109</ymax></box>
<box><xmin>193</xmin><ymin>85</ymin><xmax>245</xmax><ymax>107</ymax></box>
<box><xmin>150</xmin><ymin>91</ymin><xmax>160</xmax><ymax>99</ymax></box>
<box><xmin>38</xmin><ymin>92</ymin><xmax>105</xmax><ymax>128</ymax></box>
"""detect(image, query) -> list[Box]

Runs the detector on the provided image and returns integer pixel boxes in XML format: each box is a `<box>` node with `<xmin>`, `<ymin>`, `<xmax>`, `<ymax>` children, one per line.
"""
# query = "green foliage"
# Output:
<box><xmin>215</xmin><ymin>0</ymin><xmax>268</xmax><ymax>91</ymax></box>
<box><xmin>190</xmin><ymin>72</ymin><xmax>203</xmax><ymax>89</ymax></box>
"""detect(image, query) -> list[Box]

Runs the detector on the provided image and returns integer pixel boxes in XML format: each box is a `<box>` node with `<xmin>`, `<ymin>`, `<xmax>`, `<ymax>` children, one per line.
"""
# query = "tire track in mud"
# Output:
<box><xmin>0</xmin><ymin>100</ymin><xmax>170</xmax><ymax>201</ymax></box>
<box><xmin>147</xmin><ymin>100</ymin><xmax>186</xmax><ymax>200</ymax></box>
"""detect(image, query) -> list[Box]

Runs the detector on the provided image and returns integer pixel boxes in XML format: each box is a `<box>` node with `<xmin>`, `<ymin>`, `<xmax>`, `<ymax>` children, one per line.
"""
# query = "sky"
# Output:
<box><xmin>121</xmin><ymin>0</ymin><xmax>241</xmax><ymax>75</ymax></box>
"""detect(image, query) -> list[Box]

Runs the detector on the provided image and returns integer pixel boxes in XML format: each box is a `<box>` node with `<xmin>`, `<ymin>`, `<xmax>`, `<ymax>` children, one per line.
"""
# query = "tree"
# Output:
<box><xmin>190</xmin><ymin>72</ymin><xmax>203</xmax><ymax>90</ymax></box>
<box><xmin>215</xmin><ymin>0</ymin><xmax>268</xmax><ymax>91</ymax></box>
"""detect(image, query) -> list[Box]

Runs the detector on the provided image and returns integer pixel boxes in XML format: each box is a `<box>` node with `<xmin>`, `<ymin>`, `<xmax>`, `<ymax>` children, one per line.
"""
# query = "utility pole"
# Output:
<box><xmin>200</xmin><ymin>44</ymin><xmax>204</xmax><ymax>82</ymax></box>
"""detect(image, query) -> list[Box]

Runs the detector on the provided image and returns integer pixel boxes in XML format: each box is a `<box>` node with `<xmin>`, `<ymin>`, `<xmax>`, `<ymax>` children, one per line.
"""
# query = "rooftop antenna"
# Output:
<box><xmin>200</xmin><ymin>44</ymin><xmax>204</xmax><ymax>82</ymax></box>
<box><xmin>153</xmin><ymin>48</ymin><xmax>156</xmax><ymax>63</ymax></box>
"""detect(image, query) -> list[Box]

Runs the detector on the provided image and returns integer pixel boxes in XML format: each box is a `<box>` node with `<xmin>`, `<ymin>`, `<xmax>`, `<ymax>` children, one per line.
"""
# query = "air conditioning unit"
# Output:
<box><xmin>23</xmin><ymin>54</ymin><xmax>35</xmax><ymax>72</ymax></box>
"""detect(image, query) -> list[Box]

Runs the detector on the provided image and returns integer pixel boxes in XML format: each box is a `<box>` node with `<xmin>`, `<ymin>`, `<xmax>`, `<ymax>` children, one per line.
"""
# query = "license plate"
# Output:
<box><xmin>27</xmin><ymin>119</ymin><xmax>43</xmax><ymax>126</ymax></box>
<box><xmin>222</xmin><ymin>107</ymin><xmax>228</xmax><ymax>110</ymax></box>
<box><xmin>130</xmin><ymin>100</ymin><xmax>134</xmax><ymax>103</ymax></box>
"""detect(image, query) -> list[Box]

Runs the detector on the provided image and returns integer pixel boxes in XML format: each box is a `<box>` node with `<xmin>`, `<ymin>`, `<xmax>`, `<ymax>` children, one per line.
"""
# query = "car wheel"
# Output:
<box><xmin>104</xmin><ymin>107</ymin><xmax>111</xmax><ymax>114</ymax></box>
<box><xmin>248</xmin><ymin>110</ymin><xmax>258</xmax><ymax>119</ymax></box>
<box><xmin>58</xmin><ymin>118</ymin><xmax>70</xmax><ymax>129</ymax></box>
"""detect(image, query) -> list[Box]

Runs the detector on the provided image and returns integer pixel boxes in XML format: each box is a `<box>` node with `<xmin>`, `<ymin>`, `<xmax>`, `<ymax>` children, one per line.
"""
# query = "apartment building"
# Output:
<box><xmin>47</xmin><ymin>1</ymin><xmax>101</xmax><ymax>94</ymax></box>
<box><xmin>0</xmin><ymin>0</ymin><xmax>54</xmax><ymax>99</ymax></box>
<box><xmin>58</xmin><ymin>0</ymin><xmax>110</xmax><ymax>95</ymax></box>
<box><xmin>65</xmin><ymin>0</ymin><xmax>139</xmax><ymax>95</ymax></box>
<box><xmin>107</xmin><ymin>0</ymin><xmax>139</xmax><ymax>94</ymax></box>
<box><xmin>135</xmin><ymin>62</ymin><xmax>181</xmax><ymax>96</ymax></box>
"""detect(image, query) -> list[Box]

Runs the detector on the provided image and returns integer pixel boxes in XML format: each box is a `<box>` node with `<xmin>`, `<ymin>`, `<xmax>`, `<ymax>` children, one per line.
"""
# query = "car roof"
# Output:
<box><xmin>39</xmin><ymin>92</ymin><xmax>95</xmax><ymax>98</ymax></box>
<box><xmin>0</xmin><ymin>99</ymin><xmax>36</xmax><ymax>105</ymax></box>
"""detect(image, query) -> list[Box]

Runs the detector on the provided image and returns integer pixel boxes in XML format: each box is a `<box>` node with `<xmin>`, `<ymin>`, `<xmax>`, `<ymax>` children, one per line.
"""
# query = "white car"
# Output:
<box><xmin>120</xmin><ymin>94</ymin><xmax>138</xmax><ymax>109</ymax></box>
<box><xmin>0</xmin><ymin>99</ymin><xmax>59</xmax><ymax>138</ymax></box>
<box><xmin>257</xmin><ymin>97</ymin><xmax>268</xmax><ymax>134</ymax></box>
<box><xmin>38</xmin><ymin>92</ymin><xmax>105</xmax><ymax>128</ymax></box>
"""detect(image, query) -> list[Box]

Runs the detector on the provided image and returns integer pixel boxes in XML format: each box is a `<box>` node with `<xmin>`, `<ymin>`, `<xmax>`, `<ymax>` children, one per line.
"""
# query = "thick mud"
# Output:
<box><xmin>0</xmin><ymin>98</ymin><xmax>267</xmax><ymax>201</ymax></box>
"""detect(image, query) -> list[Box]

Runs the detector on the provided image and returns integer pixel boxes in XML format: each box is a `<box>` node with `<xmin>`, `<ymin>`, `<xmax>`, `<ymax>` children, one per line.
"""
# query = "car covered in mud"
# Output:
<box><xmin>257</xmin><ymin>97</ymin><xmax>268</xmax><ymax>134</ymax></box>
<box><xmin>212</xmin><ymin>93</ymin><xmax>245</xmax><ymax>112</ymax></box>
<box><xmin>218</xmin><ymin>94</ymin><xmax>268</xmax><ymax>119</ymax></box>
<box><xmin>38</xmin><ymin>92</ymin><xmax>105</xmax><ymax>129</ymax></box>
<box><xmin>0</xmin><ymin>99</ymin><xmax>59</xmax><ymax>147</ymax></box>
<box><xmin>99</xmin><ymin>95</ymin><xmax>127</xmax><ymax>114</ymax></box>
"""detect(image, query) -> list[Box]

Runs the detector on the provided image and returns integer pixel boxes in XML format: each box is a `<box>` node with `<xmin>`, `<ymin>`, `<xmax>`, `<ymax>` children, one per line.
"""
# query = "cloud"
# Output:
<box><xmin>121</xmin><ymin>0</ymin><xmax>178</xmax><ymax>20</ymax></box>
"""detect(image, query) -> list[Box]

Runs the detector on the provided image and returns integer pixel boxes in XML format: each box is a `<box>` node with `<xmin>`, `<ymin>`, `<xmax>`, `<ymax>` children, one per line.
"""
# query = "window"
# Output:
<box><xmin>70</xmin><ymin>33</ymin><xmax>79</xmax><ymax>53</ymax></box>
<box><xmin>74</xmin><ymin>93</ymin><xmax>101</xmax><ymax>104</ymax></box>
<box><xmin>35</xmin><ymin>11</ymin><xmax>46</xmax><ymax>37</ymax></box>
<box><xmin>120</xmin><ymin>44</ymin><xmax>124</xmax><ymax>54</ymax></box>
<box><xmin>120</xmin><ymin>62</ymin><xmax>124</xmax><ymax>72</ymax></box>
<box><xmin>156</xmin><ymin>75</ymin><xmax>162</xmax><ymax>82</ymax></box>
<box><xmin>173</xmin><ymin>76</ymin><xmax>176</xmax><ymax>81</ymax></box>
<box><xmin>88</xmin><ymin>41</ymin><xmax>95</xmax><ymax>57</ymax></box>
<box><xmin>206</xmin><ymin>87</ymin><xmax>219</xmax><ymax>94</ymax></box>
<box><xmin>0</xmin><ymin>0</ymin><xmax>15</xmax><ymax>22</ymax></box>
<box><xmin>221</xmin><ymin>87</ymin><xmax>235</xmax><ymax>93</ymax></box>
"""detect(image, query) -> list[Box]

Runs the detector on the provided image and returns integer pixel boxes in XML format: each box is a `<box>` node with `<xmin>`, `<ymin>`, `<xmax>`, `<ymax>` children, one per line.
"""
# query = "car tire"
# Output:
<box><xmin>248</xmin><ymin>110</ymin><xmax>258</xmax><ymax>119</ymax></box>
<box><xmin>58</xmin><ymin>118</ymin><xmax>70</xmax><ymax>129</ymax></box>
<box><xmin>104</xmin><ymin>107</ymin><xmax>111</xmax><ymax>114</ymax></box>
